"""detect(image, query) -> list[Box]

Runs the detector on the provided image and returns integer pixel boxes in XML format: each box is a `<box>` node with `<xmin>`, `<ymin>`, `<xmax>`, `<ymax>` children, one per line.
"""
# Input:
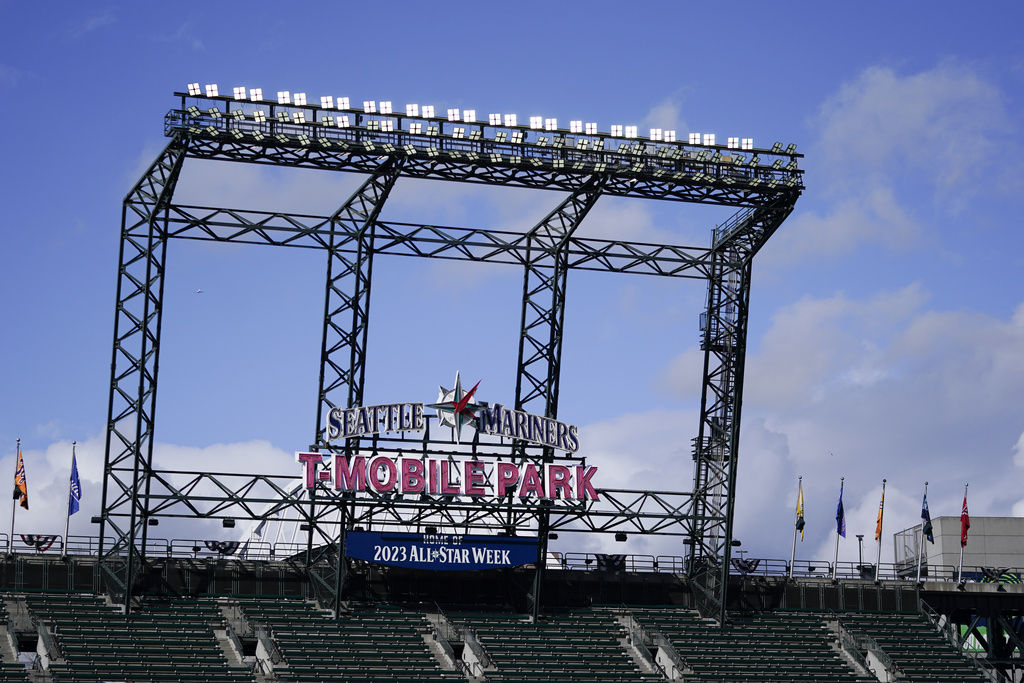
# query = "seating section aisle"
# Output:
<box><xmin>452</xmin><ymin>610</ymin><xmax>660</xmax><ymax>683</ymax></box>
<box><xmin>0</xmin><ymin>599</ymin><xmax>28</xmax><ymax>683</ymax></box>
<box><xmin>634</xmin><ymin>607</ymin><xmax>872</xmax><ymax>683</ymax></box>
<box><xmin>839</xmin><ymin>611</ymin><xmax>988</xmax><ymax>683</ymax></box>
<box><xmin>237</xmin><ymin>597</ymin><xmax>460</xmax><ymax>683</ymax></box>
<box><xmin>23</xmin><ymin>593</ymin><xmax>253</xmax><ymax>683</ymax></box>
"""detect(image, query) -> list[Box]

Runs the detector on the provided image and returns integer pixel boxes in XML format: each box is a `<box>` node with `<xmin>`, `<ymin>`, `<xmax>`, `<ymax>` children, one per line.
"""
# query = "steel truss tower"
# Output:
<box><xmin>99</xmin><ymin>89</ymin><xmax>802</xmax><ymax>619</ymax></box>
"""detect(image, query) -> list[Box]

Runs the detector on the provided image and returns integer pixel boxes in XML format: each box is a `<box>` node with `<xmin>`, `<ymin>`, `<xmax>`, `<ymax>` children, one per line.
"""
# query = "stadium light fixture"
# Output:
<box><xmin>585</xmin><ymin>122</ymin><xmax>597</xmax><ymax>135</ymax></box>
<box><xmin>233</xmin><ymin>86</ymin><xmax>246</xmax><ymax>100</ymax></box>
<box><xmin>511</xmin><ymin>131</ymin><xmax>524</xmax><ymax>143</ymax></box>
<box><xmin>771</xmin><ymin>142</ymin><xmax>783</xmax><ymax>153</ymax></box>
<box><xmin>495</xmin><ymin>132</ymin><xmax>507</xmax><ymax>142</ymax></box>
<box><xmin>529</xmin><ymin>116</ymin><xmax>542</xmax><ymax>130</ymax></box>
<box><xmin>250</xmin><ymin>88</ymin><xmax>263</xmax><ymax>101</ymax></box>
<box><xmin>380</xmin><ymin>101</ymin><xmax>393</xmax><ymax>114</ymax></box>
<box><xmin>382</xmin><ymin>120</ymin><xmax>395</xmax><ymax>132</ymax></box>
<box><xmin>727</xmin><ymin>137</ymin><xmax>739</xmax><ymax>149</ymax></box>
<box><xmin>785</xmin><ymin>143</ymin><xmax>797</xmax><ymax>154</ymax></box>
<box><xmin>545</xmin><ymin>118</ymin><xmax>557</xmax><ymax>131</ymax></box>
<box><xmin>277</xmin><ymin>91</ymin><xmax>290</xmax><ymax>104</ymax></box>
<box><xmin>703</xmin><ymin>134</ymin><xmax>716</xmax><ymax>145</ymax></box>
<box><xmin>625</xmin><ymin>126</ymin><xmax>637</xmax><ymax>138</ymax></box>
<box><xmin>364</xmin><ymin>100</ymin><xmax>376</xmax><ymax>113</ymax></box>
<box><xmin>253</xmin><ymin>111</ymin><xmax>266</xmax><ymax>123</ymax></box>
<box><xmin>321</xmin><ymin>96</ymin><xmax>334</xmax><ymax>108</ymax></box>
<box><xmin>292</xmin><ymin>112</ymin><xmax>305</xmax><ymax>124</ymax></box>
<box><xmin>337</xmin><ymin>97</ymin><xmax>350</xmax><ymax>109</ymax></box>
<box><xmin>205</xmin><ymin>84</ymin><xmax>219</xmax><ymax>97</ymax></box>
<box><xmin>294</xmin><ymin>93</ymin><xmax>307</xmax><ymax>106</ymax></box>
<box><xmin>230</xmin><ymin>110</ymin><xmax>244</xmax><ymax>121</ymax></box>
<box><xmin>406</xmin><ymin>104</ymin><xmax>419</xmax><ymax>117</ymax></box>
<box><xmin>570</xmin><ymin>120</ymin><xmax>582</xmax><ymax>133</ymax></box>
<box><xmin>463</xmin><ymin>109</ymin><xmax>476</xmax><ymax>122</ymax></box>
<box><xmin>422</xmin><ymin>105</ymin><xmax>435</xmax><ymax>118</ymax></box>
<box><xmin>489</xmin><ymin>113</ymin><xmax>501</xmax><ymax>125</ymax></box>
<box><xmin>504</xmin><ymin>114</ymin><xmax>517</xmax><ymax>127</ymax></box>
<box><xmin>665</xmin><ymin>130</ymin><xmax>676</xmax><ymax>142</ymax></box>
<box><xmin>649</xmin><ymin>128</ymin><xmax>662</xmax><ymax>141</ymax></box>
<box><xmin>453</xmin><ymin>127</ymin><xmax>465</xmax><ymax>139</ymax></box>
<box><xmin>742</xmin><ymin>138</ymin><xmax>753</xmax><ymax>150</ymax></box>
<box><xmin>448</xmin><ymin>108</ymin><xmax>460</xmax><ymax>122</ymax></box>
<box><xmin>409</xmin><ymin>122</ymin><xmax>422</xmax><ymax>134</ymax></box>
<box><xmin>187</xmin><ymin>83</ymin><xmax>201</xmax><ymax>96</ymax></box>
<box><xmin>337</xmin><ymin>116</ymin><xmax>350</xmax><ymax>128</ymax></box>
<box><xmin>689</xmin><ymin>133</ymin><xmax>700</xmax><ymax>144</ymax></box>
<box><xmin>610</xmin><ymin>125</ymin><xmax>623</xmax><ymax>137</ymax></box>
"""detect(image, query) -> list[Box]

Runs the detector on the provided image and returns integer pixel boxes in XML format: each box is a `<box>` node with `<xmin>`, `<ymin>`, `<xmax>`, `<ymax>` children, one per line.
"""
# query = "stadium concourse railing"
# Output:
<box><xmin>2</xmin><ymin>534</ymin><xmax>1014</xmax><ymax>583</ymax></box>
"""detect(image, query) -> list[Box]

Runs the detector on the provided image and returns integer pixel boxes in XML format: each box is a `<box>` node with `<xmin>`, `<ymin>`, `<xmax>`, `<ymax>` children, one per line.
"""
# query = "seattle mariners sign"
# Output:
<box><xmin>300</xmin><ymin>373</ymin><xmax>598</xmax><ymax>501</ymax></box>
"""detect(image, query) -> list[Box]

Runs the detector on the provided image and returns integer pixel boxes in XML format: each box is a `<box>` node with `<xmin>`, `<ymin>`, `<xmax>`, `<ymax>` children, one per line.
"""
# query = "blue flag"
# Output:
<box><xmin>921</xmin><ymin>492</ymin><xmax>933</xmax><ymax>543</ymax></box>
<box><xmin>68</xmin><ymin>451</ymin><xmax>81</xmax><ymax>516</ymax></box>
<box><xmin>836</xmin><ymin>481</ymin><xmax>846</xmax><ymax>538</ymax></box>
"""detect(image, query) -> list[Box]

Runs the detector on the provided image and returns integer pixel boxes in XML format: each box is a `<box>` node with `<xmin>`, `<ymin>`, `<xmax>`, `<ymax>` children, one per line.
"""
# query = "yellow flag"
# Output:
<box><xmin>795</xmin><ymin>483</ymin><xmax>805</xmax><ymax>541</ymax></box>
<box><xmin>874</xmin><ymin>486</ymin><xmax>885</xmax><ymax>542</ymax></box>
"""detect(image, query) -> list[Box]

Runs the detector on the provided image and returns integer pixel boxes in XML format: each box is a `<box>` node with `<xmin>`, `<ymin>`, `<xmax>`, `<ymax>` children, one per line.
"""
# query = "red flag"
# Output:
<box><xmin>960</xmin><ymin>493</ymin><xmax>970</xmax><ymax>548</ymax></box>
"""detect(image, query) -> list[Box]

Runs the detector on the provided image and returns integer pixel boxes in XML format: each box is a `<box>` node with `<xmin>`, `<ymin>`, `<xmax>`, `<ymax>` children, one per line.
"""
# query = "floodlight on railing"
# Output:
<box><xmin>703</xmin><ymin>134</ymin><xmax>715</xmax><ymax>145</ymax></box>
<box><xmin>448</xmin><ymin>108</ymin><xmax>460</xmax><ymax>122</ymax></box>
<box><xmin>529</xmin><ymin>116</ymin><xmax>542</xmax><ymax>130</ymax></box>
<box><xmin>253</xmin><ymin>111</ymin><xmax>266</xmax><ymax>123</ymax></box>
<box><xmin>495</xmin><ymin>132</ymin><xmax>507</xmax><ymax>142</ymax></box>
<box><xmin>406</xmin><ymin>104</ymin><xmax>419</xmax><ymax>117</ymax></box>
<box><xmin>463</xmin><ymin>109</ymin><xmax>476</xmax><ymax>122</ymax></box>
<box><xmin>250</xmin><ymin>88</ymin><xmax>263</xmax><ymax>101</ymax></box>
<box><xmin>570</xmin><ymin>120</ymin><xmax>582</xmax><ymax>133</ymax></box>
<box><xmin>650</xmin><ymin>128</ymin><xmax>662</xmax><ymax>141</ymax></box>
<box><xmin>205</xmin><ymin>84</ymin><xmax>219</xmax><ymax>97</ymax></box>
<box><xmin>727</xmin><ymin>137</ymin><xmax>739</xmax><ymax>149</ymax></box>
<box><xmin>233</xmin><ymin>87</ymin><xmax>246</xmax><ymax>99</ymax></box>
<box><xmin>367</xmin><ymin>120</ymin><xmax>380</xmax><ymax>131</ymax></box>
<box><xmin>410</xmin><ymin>123</ymin><xmax>422</xmax><ymax>134</ymax></box>
<box><xmin>689</xmin><ymin>133</ymin><xmax>701</xmax><ymax>144</ymax></box>
<box><xmin>382</xmin><ymin>120</ymin><xmax>394</xmax><ymax>132</ymax></box>
<box><xmin>504</xmin><ymin>114</ymin><xmax>517</xmax><ymax>127</ymax></box>
<box><xmin>188</xmin><ymin>83</ymin><xmax>201</xmax><ymax>96</ymax></box>
<box><xmin>321</xmin><ymin>96</ymin><xmax>334</xmax><ymax>108</ymax></box>
<box><xmin>625</xmin><ymin>126</ymin><xmax>637</xmax><ymax>138</ymax></box>
<box><xmin>276</xmin><ymin>112</ymin><xmax>289</xmax><ymax>123</ymax></box>
<box><xmin>294</xmin><ymin>93</ymin><xmax>307</xmax><ymax>106</ymax></box>
<box><xmin>771</xmin><ymin>142</ymin><xmax>782</xmax><ymax>153</ymax></box>
<box><xmin>337</xmin><ymin>116</ymin><xmax>350</xmax><ymax>128</ymax></box>
<box><xmin>742</xmin><ymin>138</ymin><xmax>753</xmax><ymax>150</ymax></box>
<box><xmin>489</xmin><ymin>113</ymin><xmax>501</xmax><ymax>125</ymax></box>
<box><xmin>323</xmin><ymin>116</ymin><xmax>334</xmax><ymax>126</ymax></box>
<box><xmin>187</xmin><ymin>106</ymin><xmax>201</xmax><ymax>117</ymax></box>
<box><xmin>585</xmin><ymin>122</ymin><xmax>597</xmax><ymax>135</ymax></box>
<box><xmin>364</xmin><ymin>101</ymin><xmax>376</xmax><ymax>113</ymax></box>
<box><xmin>545</xmin><ymin>118</ymin><xmax>557</xmax><ymax>131</ymax></box>
<box><xmin>338</xmin><ymin>97</ymin><xmax>350</xmax><ymax>109</ymax></box>
<box><xmin>786</xmin><ymin>143</ymin><xmax>797</xmax><ymax>154</ymax></box>
<box><xmin>611</xmin><ymin>125</ymin><xmax>623</xmax><ymax>137</ymax></box>
<box><xmin>469</xmin><ymin>130</ymin><xmax>482</xmax><ymax>141</ymax></box>
<box><xmin>665</xmin><ymin>131</ymin><xmax>676</xmax><ymax>142</ymax></box>
<box><xmin>380</xmin><ymin>101</ymin><xmax>393</xmax><ymax>114</ymax></box>
<box><xmin>292</xmin><ymin>112</ymin><xmax>305</xmax><ymax>124</ymax></box>
<box><xmin>576</xmin><ymin>138</ymin><xmax>588</xmax><ymax>149</ymax></box>
<box><xmin>277</xmin><ymin>91</ymin><xmax>290</xmax><ymax>104</ymax></box>
<box><xmin>422</xmin><ymin>105</ymin><xmax>434</xmax><ymax>118</ymax></box>
<box><xmin>453</xmin><ymin>127</ymin><xmax>465</xmax><ymax>139</ymax></box>
<box><xmin>206</xmin><ymin>108</ymin><xmax>221</xmax><ymax>118</ymax></box>
<box><xmin>231</xmin><ymin>110</ymin><xmax>244</xmax><ymax>121</ymax></box>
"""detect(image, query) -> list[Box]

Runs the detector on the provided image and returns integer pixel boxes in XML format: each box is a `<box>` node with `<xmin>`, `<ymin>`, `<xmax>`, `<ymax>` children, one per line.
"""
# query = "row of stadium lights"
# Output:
<box><xmin>188</xmin><ymin>84</ymin><xmax>759</xmax><ymax>151</ymax></box>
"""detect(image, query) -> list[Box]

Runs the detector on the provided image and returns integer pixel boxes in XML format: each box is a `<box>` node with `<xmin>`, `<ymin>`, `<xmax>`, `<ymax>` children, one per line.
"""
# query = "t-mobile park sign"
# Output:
<box><xmin>296</xmin><ymin>373</ymin><xmax>599</xmax><ymax>501</ymax></box>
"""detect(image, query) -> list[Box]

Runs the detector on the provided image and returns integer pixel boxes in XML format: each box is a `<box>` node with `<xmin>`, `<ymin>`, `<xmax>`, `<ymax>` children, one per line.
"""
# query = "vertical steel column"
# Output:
<box><xmin>99</xmin><ymin>137</ymin><xmax>187</xmax><ymax>605</ymax></box>
<box><xmin>514</xmin><ymin>178</ymin><xmax>604</xmax><ymax>621</ymax></box>
<box><xmin>309</xmin><ymin>161</ymin><xmax>403</xmax><ymax>612</ymax></box>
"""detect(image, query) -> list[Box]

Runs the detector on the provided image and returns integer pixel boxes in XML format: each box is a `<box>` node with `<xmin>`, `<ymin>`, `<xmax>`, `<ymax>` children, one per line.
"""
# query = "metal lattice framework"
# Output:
<box><xmin>99</xmin><ymin>89</ymin><xmax>803</xmax><ymax>619</ymax></box>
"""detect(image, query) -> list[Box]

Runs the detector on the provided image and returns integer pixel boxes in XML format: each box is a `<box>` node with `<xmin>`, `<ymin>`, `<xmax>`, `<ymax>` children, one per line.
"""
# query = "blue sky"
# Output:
<box><xmin>2</xmin><ymin>1</ymin><xmax>1024</xmax><ymax>565</ymax></box>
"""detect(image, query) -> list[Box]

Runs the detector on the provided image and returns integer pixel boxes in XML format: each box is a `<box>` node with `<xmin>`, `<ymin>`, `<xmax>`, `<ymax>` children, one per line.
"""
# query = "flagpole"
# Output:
<box><xmin>874</xmin><ymin>479</ymin><xmax>886</xmax><ymax>582</ymax></box>
<box><xmin>958</xmin><ymin>483</ymin><xmax>966</xmax><ymax>585</ymax></box>
<box><xmin>8</xmin><ymin>439</ymin><xmax>17</xmax><ymax>555</ymax></box>
<box><xmin>832</xmin><ymin>477</ymin><xmax>843</xmax><ymax>581</ymax></box>
<box><xmin>789</xmin><ymin>476</ymin><xmax>801</xmax><ymax>581</ymax></box>
<box><xmin>62</xmin><ymin>442</ymin><xmax>75</xmax><ymax>557</ymax></box>
<box><xmin>916</xmin><ymin>482</ymin><xmax>929</xmax><ymax>584</ymax></box>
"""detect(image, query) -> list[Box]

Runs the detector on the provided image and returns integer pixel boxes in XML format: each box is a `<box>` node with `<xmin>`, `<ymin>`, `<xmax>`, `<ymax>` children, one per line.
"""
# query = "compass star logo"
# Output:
<box><xmin>428</xmin><ymin>372</ymin><xmax>485</xmax><ymax>442</ymax></box>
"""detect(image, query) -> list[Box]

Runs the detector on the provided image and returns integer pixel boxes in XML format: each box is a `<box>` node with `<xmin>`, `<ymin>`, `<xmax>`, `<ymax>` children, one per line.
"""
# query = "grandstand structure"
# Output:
<box><xmin>1</xmin><ymin>85</ymin><xmax>1016</xmax><ymax>683</ymax></box>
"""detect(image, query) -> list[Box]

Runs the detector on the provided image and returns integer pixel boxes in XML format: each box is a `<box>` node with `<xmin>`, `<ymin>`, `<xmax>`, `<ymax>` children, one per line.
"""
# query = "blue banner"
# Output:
<box><xmin>345</xmin><ymin>531</ymin><xmax>538</xmax><ymax>570</ymax></box>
